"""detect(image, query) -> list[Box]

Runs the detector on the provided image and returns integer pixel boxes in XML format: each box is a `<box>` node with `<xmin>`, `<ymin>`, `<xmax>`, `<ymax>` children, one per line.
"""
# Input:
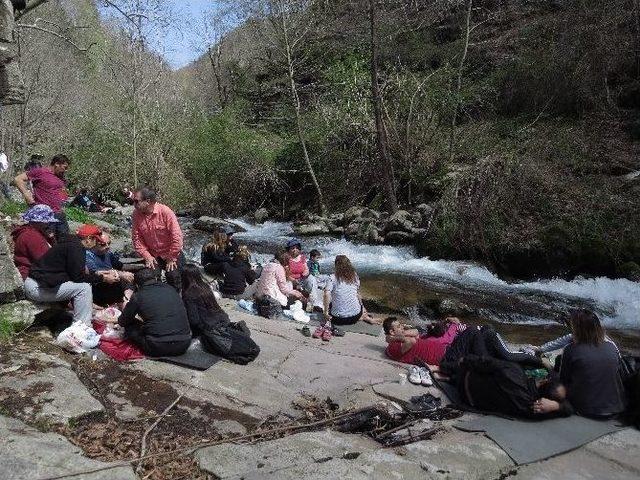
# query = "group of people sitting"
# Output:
<box><xmin>383</xmin><ymin>311</ymin><xmax>628</xmax><ymax>420</ymax></box>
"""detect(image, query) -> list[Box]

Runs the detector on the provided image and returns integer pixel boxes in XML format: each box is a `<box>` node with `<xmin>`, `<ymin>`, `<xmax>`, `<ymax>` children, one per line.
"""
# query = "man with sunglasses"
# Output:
<box><xmin>131</xmin><ymin>187</ymin><xmax>184</xmax><ymax>292</ymax></box>
<box><xmin>86</xmin><ymin>232</ymin><xmax>134</xmax><ymax>306</ymax></box>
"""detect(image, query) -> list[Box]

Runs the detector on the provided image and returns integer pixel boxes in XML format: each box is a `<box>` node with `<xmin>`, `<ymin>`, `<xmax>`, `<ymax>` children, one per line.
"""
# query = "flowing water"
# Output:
<box><xmin>183</xmin><ymin>219</ymin><xmax>640</xmax><ymax>351</ymax></box>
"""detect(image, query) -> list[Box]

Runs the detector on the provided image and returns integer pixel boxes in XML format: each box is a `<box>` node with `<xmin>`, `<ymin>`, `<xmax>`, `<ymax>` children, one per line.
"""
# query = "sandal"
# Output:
<box><xmin>312</xmin><ymin>326</ymin><xmax>325</xmax><ymax>339</ymax></box>
<box><xmin>300</xmin><ymin>326</ymin><xmax>311</xmax><ymax>337</ymax></box>
<box><xmin>321</xmin><ymin>328</ymin><xmax>333</xmax><ymax>342</ymax></box>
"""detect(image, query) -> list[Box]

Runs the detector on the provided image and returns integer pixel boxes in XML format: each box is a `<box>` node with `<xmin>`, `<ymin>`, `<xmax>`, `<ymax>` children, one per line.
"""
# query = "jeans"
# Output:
<box><xmin>24</xmin><ymin>277</ymin><xmax>93</xmax><ymax>325</ymax></box>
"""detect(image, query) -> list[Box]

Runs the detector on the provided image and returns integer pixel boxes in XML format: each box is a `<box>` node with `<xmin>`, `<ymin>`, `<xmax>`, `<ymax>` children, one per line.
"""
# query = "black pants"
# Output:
<box><xmin>53</xmin><ymin>211</ymin><xmax>70</xmax><ymax>241</ymax></box>
<box><xmin>124</xmin><ymin>323</ymin><xmax>191</xmax><ymax>357</ymax></box>
<box><xmin>92</xmin><ymin>281</ymin><xmax>134</xmax><ymax>306</ymax></box>
<box><xmin>441</xmin><ymin>326</ymin><xmax>542</xmax><ymax>375</ymax></box>
<box><xmin>331</xmin><ymin>307</ymin><xmax>363</xmax><ymax>326</ymax></box>
<box><xmin>155</xmin><ymin>251</ymin><xmax>186</xmax><ymax>292</ymax></box>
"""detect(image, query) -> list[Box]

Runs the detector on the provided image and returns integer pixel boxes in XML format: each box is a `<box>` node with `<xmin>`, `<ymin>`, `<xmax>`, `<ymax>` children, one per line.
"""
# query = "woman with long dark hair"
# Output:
<box><xmin>181</xmin><ymin>263</ymin><xmax>229</xmax><ymax>334</ymax></box>
<box><xmin>181</xmin><ymin>264</ymin><xmax>259</xmax><ymax>363</ymax></box>
<box><xmin>559</xmin><ymin>309</ymin><xmax>626</xmax><ymax>418</ymax></box>
<box><xmin>201</xmin><ymin>231</ymin><xmax>231</xmax><ymax>276</ymax></box>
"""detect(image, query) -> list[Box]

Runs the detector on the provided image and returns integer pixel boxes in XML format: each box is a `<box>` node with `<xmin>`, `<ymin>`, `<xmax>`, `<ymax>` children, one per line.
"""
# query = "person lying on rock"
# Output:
<box><xmin>24</xmin><ymin>224</ymin><xmax>119</xmax><ymax>325</ymax></box>
<box><xmin>384</xmin><ymin>317</ymin><xmax>546</xmax><ymax>374</ymax></box>
<box><xmin>456</xmin><ymin>354</ymin><xmax>573</xmax><ymax>419</ymax></box>
<box><xmin>12</xmin><ymin>204</ymin><xmax>58</xmax><ymax>280</ymax></box>
<box><xmin>118</xmin><ymin>268</ymin><xmax>191</xmax><ymax>357</ymax></box>
<box><xmin>86</xmin><ymin>232</ymin><xmax>134</xmax><ymax>306</ymax></box>
<box><xmin>384</xmin><ymin>316</ymin><xmax>465</xmax><ymax>366</ymax></box>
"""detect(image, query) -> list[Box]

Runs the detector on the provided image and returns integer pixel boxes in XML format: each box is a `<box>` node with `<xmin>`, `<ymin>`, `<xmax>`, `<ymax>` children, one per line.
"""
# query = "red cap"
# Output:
<box><xmin>76</xmin><ymin>224</ymin><xmax>102</xmax><ymax>238</ymax></box>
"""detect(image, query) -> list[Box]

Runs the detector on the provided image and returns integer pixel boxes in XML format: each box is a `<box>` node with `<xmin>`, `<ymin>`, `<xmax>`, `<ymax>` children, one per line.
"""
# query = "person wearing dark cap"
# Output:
<box><xmin>24</xmin><ymin>224</ymin><xmax>119</xmax><ymax>325</ymax></box>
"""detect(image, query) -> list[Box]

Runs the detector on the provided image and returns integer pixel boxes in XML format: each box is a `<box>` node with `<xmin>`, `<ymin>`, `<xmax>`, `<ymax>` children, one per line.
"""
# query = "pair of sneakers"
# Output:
<box><xmin>408</xmin><ymin>366</ymin><xmax>433</xmax><ymax>386</ymax></box>
<box><xmin>312</xmin><ymin>324</ymin><xmax>332</xmax><ymax>341</ymax></box>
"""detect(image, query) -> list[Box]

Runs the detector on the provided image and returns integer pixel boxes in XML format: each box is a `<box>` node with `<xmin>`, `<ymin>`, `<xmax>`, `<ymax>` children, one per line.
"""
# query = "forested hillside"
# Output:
<box><xmin>2</xmin><ymin>0</ymin><xmax>639</xmax><ymax>279</ymax></box>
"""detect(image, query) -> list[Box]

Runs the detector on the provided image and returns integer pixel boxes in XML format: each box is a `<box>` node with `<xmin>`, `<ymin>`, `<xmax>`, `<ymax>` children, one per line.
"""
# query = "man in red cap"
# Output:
<box><xmin>25</xmin><ymin>224</ymin><xmax>119</xmax><ymax>325</ymax></box>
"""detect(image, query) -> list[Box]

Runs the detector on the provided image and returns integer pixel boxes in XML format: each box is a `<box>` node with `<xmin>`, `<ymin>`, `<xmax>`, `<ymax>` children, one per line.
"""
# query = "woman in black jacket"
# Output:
<box><xmin>201</xmin><ymin>231</ymin><xmax>231</xmax><ymax>276</ymax></box>
<box><xmin>220</xmin><ymin>246</ymin><xmax>256</xmax><ymax>297</ymax></box>
<box><xmin>181</xmin><ymin>264</ymin><xmax>259</xmax><ymax>363</ymax></box>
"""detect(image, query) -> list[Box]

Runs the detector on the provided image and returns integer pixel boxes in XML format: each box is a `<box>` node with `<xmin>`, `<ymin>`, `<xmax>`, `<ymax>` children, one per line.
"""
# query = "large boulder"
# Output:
<box><xmin>384</xmin><ymin>210</ymin><xmax>415</xmax><ymax>233</ymax></box>
<box><xmin>254</xmin><ymin>207</ymin><xmax>269</xmax><ymax>224</ymax></box>
<box><xmin>0</xmin><ymin>300</ymin><xmax>43</xmax><ymax>327</ymax></box>
<box><xmin>416</xmin><ymin>203</ymin><xmax>435</xmax><ymax>225</ymax></box>
<box><xmin>0</xmin><ymin>229</ymin><xmax>22</xmax><ymax>304</ymax></box>
<box><xmin>193</xmin><ymin>216</ymin><xmax>247</xmax><ymax>234</ymax></box>
<box><xmin>343</xmin><ymin>206</ymin><xmax>365</xmax><ymax>225</ymax></box>
<box><xmin>384</xmin><ymin>231</ymin><xmax>414</xmax><ymax>244</ymax></box>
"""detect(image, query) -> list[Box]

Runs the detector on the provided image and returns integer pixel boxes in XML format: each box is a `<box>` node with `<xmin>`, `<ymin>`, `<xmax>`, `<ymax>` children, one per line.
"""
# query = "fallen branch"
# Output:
<box><xmin>36</xmin><ymin>406</ymin><xmax>375</xmax><ymax>480</ymax></box>
<box><xmin>136</xmin><ymin>393</ymin><xmax>184</xmax><ymax>474</ymax></box>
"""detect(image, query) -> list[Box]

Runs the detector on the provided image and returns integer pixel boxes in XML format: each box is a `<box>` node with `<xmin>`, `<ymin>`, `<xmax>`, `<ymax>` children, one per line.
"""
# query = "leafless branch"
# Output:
<box><xmin>16</xmin><ymin>23</ymin><xmax>95</xmax><ymax>52</ymax></box>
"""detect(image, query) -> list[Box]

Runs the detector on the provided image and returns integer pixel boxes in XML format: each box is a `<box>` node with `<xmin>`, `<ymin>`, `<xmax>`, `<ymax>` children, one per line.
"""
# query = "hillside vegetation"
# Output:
<box><xmin>1</xmin><ymin>0</ymin><xmax>639</xmax><ymax>279</ymax></box>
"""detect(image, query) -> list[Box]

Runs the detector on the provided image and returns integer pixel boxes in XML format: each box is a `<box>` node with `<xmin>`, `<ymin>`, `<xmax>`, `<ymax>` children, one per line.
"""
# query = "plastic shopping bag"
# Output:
<box><xmin>55</xmin><ymin>321</ymin><xmax>101</xmax><ymax>354</ymax></box>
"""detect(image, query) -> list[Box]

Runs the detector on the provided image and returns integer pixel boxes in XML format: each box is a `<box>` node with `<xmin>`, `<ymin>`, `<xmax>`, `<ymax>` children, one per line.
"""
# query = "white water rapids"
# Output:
<box><xmin>187</xmin><ymin>219</ymin><xmax>640</xmax><ymax>332</ymax></box>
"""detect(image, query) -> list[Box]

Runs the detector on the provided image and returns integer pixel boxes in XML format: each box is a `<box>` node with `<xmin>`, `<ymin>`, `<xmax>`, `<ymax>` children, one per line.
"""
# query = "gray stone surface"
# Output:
<box><xmin>293</xmin><ymin>222</ymin><xmax>329</xmax><ymax>236</ymax></box>
<box><xmin>254</xmin><ymin>207</ymin><xmax>269</xmax><ymax>224</ymax></box>
<box><xmin>0</xmin><ymin>414</ymin><xmax>136</xmax><ymax>480</ymax></box>
<box><xmin>0</xmin><ymin>352</ymin><xmax>104</xmax><ymax>424</ymax></box>
<box><xmin>196</xmin><ymin>428</ymin><xmax>514</xmax><ymax>480</ymax></box>
<box><xmin>0</xmin><ymin>299</ymin><xmax>44</xmax><ymax>326</ymax></box>
<box><xmin>0</xmin><ymin>227</ymin><xmax>23</xmax><ymax>304</ymax></box>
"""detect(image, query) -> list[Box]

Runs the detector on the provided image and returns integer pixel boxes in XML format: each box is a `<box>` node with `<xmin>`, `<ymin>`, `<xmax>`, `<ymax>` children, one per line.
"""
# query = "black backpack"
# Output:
<box><xmin>200</xmin><ymin>323</ymin><xmax>260</xmax><ymax>365</ymax></box>
<box><xmin>255</xmin><ymin>295</ymin><xmax>283</xmax><ymax>319</ymax></box>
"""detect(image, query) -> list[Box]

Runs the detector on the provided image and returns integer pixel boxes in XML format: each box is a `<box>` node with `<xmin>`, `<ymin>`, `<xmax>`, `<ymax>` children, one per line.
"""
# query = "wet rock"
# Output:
<box><xmin>384</xmin><ymin>231</ymin><xmax>414</xmax><ymax>244</ymax></box>
<box><xmin>193</xmin><ymin>216</ymin><xmax>247</xmax><ymax>234</ymax></box>
<box><xmin>0</xmin><ymin>229</ymin><xmax>23</xmax><ymax>304</ymax></box>
<box><xmin>329</xmin><ymin>213</ymin><xmax>344</xmax><ymax>225</ymax></box>
<box><xmin>0</xmin><ymin>414</ymin><xmax>136</xmax><ymax>480</ymax></box>
<box><xmin>437</xmin><ymin>298</ymin><xmax>474</xmax><ymax>316</ymax></box>
<box><xmin>329</xmin><ymin>225</ymin><xmax>345</xmax><ymax>236</ymax></box>
<box><xmin>343</xmin><ymin>206</ymin><xmax>366</xmax><ymax>225</ymax></box>
<box><xmin>293</xmin><ymin>223</ymin><xmax>330</xmax><ymax>236</ymax></box>
<box><xmin>254</xmin><ymin>207</ymin><xmax>269</xmax><ymax>224</ymax></box>
<box><xmin>416</xmin><ymin>203</ymin><xmax>435</xmax><ymax>224</ymax></box>
<box><xmin>0</xmin><ymin>352</ymin><xmax>104</xmax><ymax>424</ymax></box>
<box><xmin>385</xmin><ymin>210</ymin><xmax>415</xmax><ymax>233</ymax></box>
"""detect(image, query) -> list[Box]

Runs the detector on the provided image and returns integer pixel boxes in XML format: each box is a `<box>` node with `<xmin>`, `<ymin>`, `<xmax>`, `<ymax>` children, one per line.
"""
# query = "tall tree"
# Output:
<box><xmin>369</xmin><ymin>0</ymin><xmax>397</xmax><ymax>213</ymax></box>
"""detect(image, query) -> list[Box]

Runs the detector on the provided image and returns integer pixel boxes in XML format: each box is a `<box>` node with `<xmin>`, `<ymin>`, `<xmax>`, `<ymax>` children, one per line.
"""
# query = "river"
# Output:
<box><xmin>183</xmin><ymin>219</ymin><xmax>640</xmax><ymax>352</ymax></box>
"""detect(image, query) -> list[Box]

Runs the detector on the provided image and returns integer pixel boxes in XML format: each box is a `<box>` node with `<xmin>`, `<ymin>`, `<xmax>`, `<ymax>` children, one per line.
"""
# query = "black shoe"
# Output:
<box><xmin>301</xmin><ymin>326</ymin><xmax>311</xmax><ymax>337</ymax></box>
<box><xmin>407</xmin><ymin>393</ymin><xmax>442</xmax><ymax>412</ymax></box>
<box><xmin>331</xmin><ymin>326</ymin><xmax>345</xmax><ymax>337</ymax></box>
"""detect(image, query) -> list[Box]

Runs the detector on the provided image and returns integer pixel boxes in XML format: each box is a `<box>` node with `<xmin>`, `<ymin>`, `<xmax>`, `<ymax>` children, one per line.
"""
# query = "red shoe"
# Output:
<box><xmin>321</xmin><ymin>328</ymin><xmax>332</xmax><ymax>342</ymax></box>
<box><xmin>312</xmin><ymin>326</ymin><xmax>325</xmax><ymax>339</ymax></box>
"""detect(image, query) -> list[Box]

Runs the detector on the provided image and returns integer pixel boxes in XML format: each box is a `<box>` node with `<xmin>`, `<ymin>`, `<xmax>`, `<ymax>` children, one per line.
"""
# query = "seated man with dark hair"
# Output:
<box><xmin>456</xmin><ymin>354</ymin><xmax>573</xmax><ymax>419</ymax></box>
<box><xmin>118</xmin><ymin>268</ymin><xmax>191</xmax><ymax>357</ymax></box>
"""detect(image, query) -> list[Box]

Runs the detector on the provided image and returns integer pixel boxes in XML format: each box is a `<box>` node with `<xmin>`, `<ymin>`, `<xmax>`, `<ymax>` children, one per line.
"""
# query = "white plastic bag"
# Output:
<box><xmin>94</xmin><ymin>307</ymin><xmax>122</xmax><ymax>324</ymax></box>
<box><xmin>55</xmin><ymin>321</ymin><xmax>100</xmax><ymax>354</ymax></box>
<box><xmin>100</xmin><ymin>325</ymin><xmax>124</xmax><ymax>340</ymax></box>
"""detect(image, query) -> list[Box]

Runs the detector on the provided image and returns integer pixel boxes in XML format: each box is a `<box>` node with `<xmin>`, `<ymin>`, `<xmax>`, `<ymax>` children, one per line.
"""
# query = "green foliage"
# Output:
<box><xmin>64</xmin><ymin>206</ymin><xmax>94</xmax><ymax>224</ymax></box>
<box><xmin>0</xmin><ymin>200</ymin><xmax>27</xmax><ymax>217</ymax></box>
<box><xmin>180</xmin><ymin>110</ymin><xmax>283</xmax><ymax>214</ymax></box>
<box><xmin>0</xmin><ymin>314</ymin><xmax>24</xmax><ymax>341</ymax></box>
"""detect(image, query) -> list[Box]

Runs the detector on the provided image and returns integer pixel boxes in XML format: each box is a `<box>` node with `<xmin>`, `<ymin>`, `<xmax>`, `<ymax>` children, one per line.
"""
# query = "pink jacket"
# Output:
<box><xmin>132</xmin><ymin>203</ymin><xmax>183</xmax><ymax>261</ymax></box>
<box><xmin>255</xmin><ymin>261</ymin><xmax>295</xmax><ymax>306</ymax></box>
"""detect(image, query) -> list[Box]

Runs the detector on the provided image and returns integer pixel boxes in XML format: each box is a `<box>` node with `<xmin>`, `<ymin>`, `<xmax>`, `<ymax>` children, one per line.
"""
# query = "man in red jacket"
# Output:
<box><xmin>12</xmin><ymin>204</ymin><xmax>58</xmax><ymax>280</ymax></box>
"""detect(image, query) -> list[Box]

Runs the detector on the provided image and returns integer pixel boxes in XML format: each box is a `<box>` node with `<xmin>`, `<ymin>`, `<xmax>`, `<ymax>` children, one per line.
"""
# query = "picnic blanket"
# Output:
<box><xmin>455</xmin><ymin>414</ymin><xmax>625</xmax><ymax>465</ymax></box>
<box><xmin>150</xmin><ymin>339</ymin><xmax>221</xmax><ymax>371</ymax></box>
<box><xmin>430</xmin><ymin>371</ymin><xmax>626</xmax><ymax>465</ymax></box>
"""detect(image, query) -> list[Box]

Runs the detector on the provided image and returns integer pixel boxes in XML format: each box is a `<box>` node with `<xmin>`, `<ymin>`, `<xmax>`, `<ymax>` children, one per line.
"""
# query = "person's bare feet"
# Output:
<box><xmin>363</xmin><ymin>313</ymin><xmax>382</xmax><ymax>325</ymax></box>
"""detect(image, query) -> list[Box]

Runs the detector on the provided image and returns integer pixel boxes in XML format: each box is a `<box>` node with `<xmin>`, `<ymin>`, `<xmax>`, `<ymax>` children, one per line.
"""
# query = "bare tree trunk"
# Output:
<box><xmin>369</xmin><ymin>0</ymin><xmax>397</xmax><ymax>213</ymax></box>
<box><xmin>207</xmin><ymin>44</ymin><xmax>228</xmax><ymax>109</ymax></box>
<box><xmin>280</xmin><ymin>8</ymin><xmax>327</xmax><ymax>216</ymax></box>
<box><xmin>634</xmin><ymin>0</ymin><xmax>640</xmax><ymax>79</ymax></box>
<box><xmin>448</xmin><ymin>0</ymin><xmax>472</xmax><ymax>163</ymax></box>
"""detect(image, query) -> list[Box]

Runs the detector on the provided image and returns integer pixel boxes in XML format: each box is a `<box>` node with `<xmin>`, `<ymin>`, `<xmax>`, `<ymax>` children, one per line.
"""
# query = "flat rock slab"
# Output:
<box><xmin>196</xmin><ymin>428</ymin><xmax>513</xmax><ymax>480</ymax></box>
<box><xmin>0</xmin><ymin>414</ymin><xmax>136</xmax><ymax>480</ymax></box>
<box><xmin>0</xmin><ymin>351</ymin><xmax>104</xmax><ymax>424</ymax></box>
